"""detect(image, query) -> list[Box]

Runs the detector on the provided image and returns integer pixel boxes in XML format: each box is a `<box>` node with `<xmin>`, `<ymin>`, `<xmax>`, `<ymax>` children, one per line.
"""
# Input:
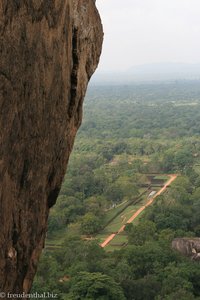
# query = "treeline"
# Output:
<box><xmin>81</xmin><ymin>82</ymin><xmax>200</xmax><ymax>140</ymax></box>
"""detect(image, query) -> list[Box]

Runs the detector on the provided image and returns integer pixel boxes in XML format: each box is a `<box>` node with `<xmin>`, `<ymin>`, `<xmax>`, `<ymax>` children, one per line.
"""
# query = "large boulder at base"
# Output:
<box><xmin>172</xmin><ymin>238</ymin><xmax>200</xmax><ymax>261</ymax></box>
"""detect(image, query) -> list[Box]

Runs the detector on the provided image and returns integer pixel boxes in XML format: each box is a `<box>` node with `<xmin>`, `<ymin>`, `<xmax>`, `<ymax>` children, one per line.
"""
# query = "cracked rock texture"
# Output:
<box><xmin>0</xmin><ymin>0</ymin><xmax>103</xmax><ymax>294</ymax></box>
<box><xmin>172</xmin><ymin>238</ymin><xmax>200</xmax><ymax>261</ymax></box>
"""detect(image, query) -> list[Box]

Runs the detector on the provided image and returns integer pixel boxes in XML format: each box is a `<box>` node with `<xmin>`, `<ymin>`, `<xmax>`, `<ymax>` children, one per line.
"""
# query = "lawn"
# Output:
<box><xmin>105</xmin><ymin>244</ymin><xmax>123</xmax><ymax>252</ymax></box>
<box><xmin>131</xmin><ymin>209</ymin><xmax>146</xmax><ymax>225</ymax></box>
<box><xmin>104</xmin><ymin>188</ymin><xmax>148</xmax><ymax>225</ymax></box>
<box><xmin>194</xmin><ymin>164</ymin><xmax>200</xmax><ymax>175</ymax></box>
<box><xmin>95</xmin><ymin>233</ymin><xmax>110</xmax><ymax>243</ymax></box>
<box><xmin>104</xmin><ymin>201</ymin><xmax>129</xmax><ymax>224</ymax></box>
<box><xmin>153</xmin><ymin>175</ymin><xmax>169</xmax><ymax>181</ymax></box>
<box><xmin>109</xmin><ymin>233</ymin><xmax>128</xmax><ymax>245</ymax></box>
<box><xmin>104</xmin><ymin>205</ymin><xmax>141</xmax><ymax>233</ymax></box>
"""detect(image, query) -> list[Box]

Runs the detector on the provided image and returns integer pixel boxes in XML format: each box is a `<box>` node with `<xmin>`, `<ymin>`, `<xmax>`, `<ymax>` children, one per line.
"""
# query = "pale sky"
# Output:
<box><xmin>96</xmin><ymin>0</ymin><xmax>200</xmax><ymax>71</ymax></box>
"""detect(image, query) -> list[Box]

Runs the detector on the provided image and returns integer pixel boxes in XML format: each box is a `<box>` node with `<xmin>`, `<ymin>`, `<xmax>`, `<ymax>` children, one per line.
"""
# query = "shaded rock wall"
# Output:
<box><xmin>0</xmin><ymin>0</ymin><xmax>103</xmax><ymax>294</ymax></box>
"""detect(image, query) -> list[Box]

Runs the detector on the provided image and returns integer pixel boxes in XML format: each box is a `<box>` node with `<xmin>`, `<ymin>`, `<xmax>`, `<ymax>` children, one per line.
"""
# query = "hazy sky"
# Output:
<box><xmin>96</xmin><ymin>0</ymin><xmax>200</xmax><ymax>71</ymax></box>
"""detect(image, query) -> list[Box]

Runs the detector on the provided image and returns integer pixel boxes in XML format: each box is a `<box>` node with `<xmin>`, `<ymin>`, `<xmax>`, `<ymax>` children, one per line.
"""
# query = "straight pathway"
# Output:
<box><xmin>100</xmin><ymin>174</ymin><xmax>177</xmax><ymax>248</ymax></box>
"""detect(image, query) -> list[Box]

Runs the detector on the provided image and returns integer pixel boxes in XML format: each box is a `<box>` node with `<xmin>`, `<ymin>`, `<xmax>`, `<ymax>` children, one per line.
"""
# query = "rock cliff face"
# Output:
<box><xmin>172</xmin><ymin>238</ymin><xmax>200</xmax><ymax>261</ymax></box>
<box><xmin>0</xmin><ymin>0</ymin><xmax>103</xmax><ymax>294</ymax></box>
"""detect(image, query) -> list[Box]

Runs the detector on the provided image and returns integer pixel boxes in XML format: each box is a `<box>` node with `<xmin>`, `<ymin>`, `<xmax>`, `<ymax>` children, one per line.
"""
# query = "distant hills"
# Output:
<box><xmin>91</xmin><ymin>63</ymin><xmax>200</xmax><ymax>85</ymax></box>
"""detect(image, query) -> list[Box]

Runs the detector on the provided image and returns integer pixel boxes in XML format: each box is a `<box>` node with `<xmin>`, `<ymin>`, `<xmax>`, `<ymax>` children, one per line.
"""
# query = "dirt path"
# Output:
<box><xmin>100</xmin><ymin>174</ymin><xmax>177</xmax><ymax>248</ymax></box>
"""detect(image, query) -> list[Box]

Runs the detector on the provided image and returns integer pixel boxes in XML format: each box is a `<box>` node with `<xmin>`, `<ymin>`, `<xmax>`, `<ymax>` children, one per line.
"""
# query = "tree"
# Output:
<box><xmin>162</xmin><ymin>151</ymin><xmax>175</xmax><ymax>172</ymax></box>
<box><xmin>174</xmin><ymin>149</ymin><xmax>193</xmax><ymax>170</ymax></box>
<box><xmin>121</xmin><ymin>275</ymin><xmax>161</xmax><ymax>300</ymax></box>
<box><xmin>68</xmin><ymin>272</ymin><xmax>125</xmax><ymax>300</ymax></box>
<box><xmin>85</xmin><ymin>195</ymin><xmax>107</xmax><ymax>216</ymax></box>
<box><xmin>48</xmin><ymin>210</ymin><xmax>66</xmax><ymax>235</ymax></box>
<box><xmin>105</xmin><ymin>183</ymin><xmax>124</xmax><ymax>203</ymax></box>
<box><xmin>171</xmin><ymin>176</ymin><xmax>192</xmax><ymax>193</ymax></box>
<box><xmin>160</xmin><ymin>289</ymin><xmax>195</xmax><ymax>300</ymax></box>
<box><xmin>158</xmin><ymin>262</ymin><xmax>195</xmax><ymax>299</ymax></box>
<box><xmin>116</xmin><ymin>176</ymin><xmax>139</xmax><ymax>200</ymax></box>
<box><xmin>127</xmin><ymin>220</ymin><xmax>156</xmax><ymax>246</ymax></box>
<box><xmin>80</xmin><ymin>213</ymin><xmax>102</xmax><ymax>235</ymax></box>
<box><xmin>124</xmin><ymin>242</ymin><xmax>179</xmax><ymax>279</ymax></box>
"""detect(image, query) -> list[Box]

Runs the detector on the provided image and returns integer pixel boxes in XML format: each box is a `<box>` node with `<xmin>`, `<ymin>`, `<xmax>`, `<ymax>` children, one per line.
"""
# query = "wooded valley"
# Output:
<box><xmin>32</xmin><ymin>81</ymin><xmax>200</xmax><ymax>299</ymax></box>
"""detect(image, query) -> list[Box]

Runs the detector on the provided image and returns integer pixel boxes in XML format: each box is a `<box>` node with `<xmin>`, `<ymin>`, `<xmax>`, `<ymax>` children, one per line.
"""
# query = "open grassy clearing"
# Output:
<box><xmin>150</xmin><ymin>184</ymin><xmax>163</xmax><ymax>188</ymax></box>
<box><xmin>194</xmin><ymin>164</ymin><xmax>200</xmax><ymax>175</ymax></box>
<box><xmin>109</xmin><ymin>233</ymin><xmax>128</xmax><ymax>245</ymax></box>
<box><xmin>104</xmin><ymin>201</ymin><xmax>129</xmax><ymax>223</ymax></box>
<box><xmin>153</xmin><ymin>175</ymin><xmax>169</xmax><ymax>180</ymax></box>
<box><xmin>104</xmin><ymin>244</ymin><xmax>122</xmax><ymax>252</ymax></box>
<box><xmin>103</xmin><ymin>187</ymin><xmax>147</xmax><ymax>224</ymax></box>
<box><xmin>102</xmin><ymin>205</ymin><xmax>142</xmax><ymax>233</ymax></box>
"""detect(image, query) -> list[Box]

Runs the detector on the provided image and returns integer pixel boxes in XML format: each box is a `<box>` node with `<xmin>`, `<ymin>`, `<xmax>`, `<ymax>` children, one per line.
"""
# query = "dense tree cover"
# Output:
<box><xmin>48</xmin><ymin>82</ymin><xmax>200</xmax><ymax>236</ymax></box>
<box><xmin>68</xmin><ymin>272</ymin><xmax>125</xmax><ymax>300</ymax></box>
<box><xmin>32</xmin><ymin>176</ymin><xmax>200</xmax><ymax>299</ymax></box>
<box><xmin>144</xmin><ymin>176</ymin><xmax>200</xmax><ymax>235</ymax></box>
<box><xmin>80</xmin><ymin>213</ymin><xmax>102</xmax><ymax>235</ymax></box>
<box><xmin>48</xmin><ymin>156</ymin><xmax>141</xmax><ymax>236</ymax></box>
<box><xmin>81</xmin><ymin>82</ymin><xmax>200</xmax><ymax>140</ymax></box>
<box><xmin>32</xmin><ymin>82</ymin><xmax>200</xmax><ymax>299</ymax></box>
